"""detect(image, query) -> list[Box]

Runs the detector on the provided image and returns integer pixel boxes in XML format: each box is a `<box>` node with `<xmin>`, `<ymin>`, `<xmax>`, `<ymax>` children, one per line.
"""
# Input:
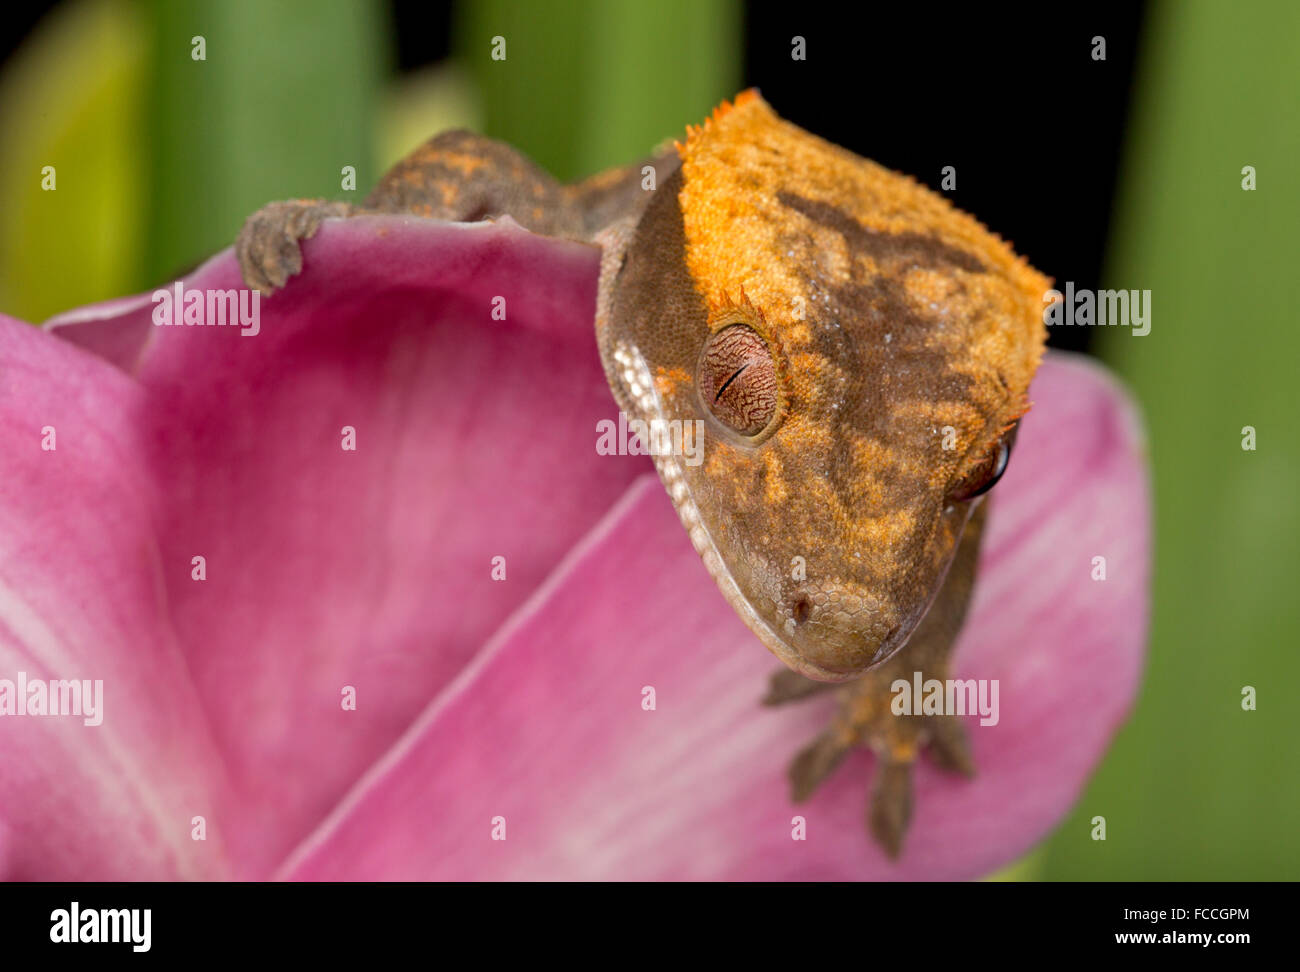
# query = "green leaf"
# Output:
<box><xmin>143</xmin><ymin>0</ymin><xmax>385</xmax><ymax>284</ymax></box>
<box><xmin>1043</xmin><ymin>0</ymin><xmax>1300</xmax><ymax>880</ymax></box>
<box><xmin>455</xmin><ymin>0</ymin><xmax>740</xmax><ymax>180</ymax></box>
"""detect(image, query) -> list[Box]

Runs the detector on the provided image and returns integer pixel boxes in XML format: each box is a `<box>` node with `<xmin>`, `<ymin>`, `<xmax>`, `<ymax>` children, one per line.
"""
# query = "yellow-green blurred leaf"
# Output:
<box><xmin>376</xmin><ymin>62</ymin><xmax>480</xmax><ymax>172</ymax></box>
<box><xmin>0</xmin><ymin>0</ymin><xmax>146</xmax><ymax>323</ymax></box>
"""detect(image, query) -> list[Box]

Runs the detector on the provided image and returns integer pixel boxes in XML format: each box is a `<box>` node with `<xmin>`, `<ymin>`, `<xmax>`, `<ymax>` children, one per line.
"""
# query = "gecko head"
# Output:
<box><xmin>677</xmin><ymin>303</ymin><xmax>1028</xmax><ymax>682</ymax></box>
<box><xmin>599</xmin><ymin>91</ymin><xmax>1047</xmax><ymax>681</ymax></box>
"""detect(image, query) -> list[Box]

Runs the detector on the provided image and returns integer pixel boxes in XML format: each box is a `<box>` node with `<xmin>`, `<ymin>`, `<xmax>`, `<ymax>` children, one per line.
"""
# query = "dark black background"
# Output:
<box><xmin>388</xmin><ymin>1</ymin><xmax>1148</xmax><ymax>353</ymax></box>
<box><xmin>3</xmin><ymin>1</ymin><xmax>1147</xmax><ymax>354</ymax></box>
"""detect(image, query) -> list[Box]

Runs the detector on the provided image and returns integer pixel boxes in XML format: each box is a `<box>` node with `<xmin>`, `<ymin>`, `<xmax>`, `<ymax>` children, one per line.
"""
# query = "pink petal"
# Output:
<box><xmin>0</xmin><ymin>314</ymin><xmax>235</xmax><ymax>880</ymax></box>
<box><xmin>42</xmin><ymin>217</ymin><xmax>649</xmax><ymax>874</ymax></box>
<box><xmin>280</xmin><ymin>351</ymin><xmax>1150</xmax><ymax>880</ymax></box>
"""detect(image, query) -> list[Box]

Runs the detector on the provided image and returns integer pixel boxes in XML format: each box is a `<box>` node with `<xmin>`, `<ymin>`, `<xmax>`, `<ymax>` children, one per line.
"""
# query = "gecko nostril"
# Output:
<box><xmin>792</xmin><ymin>596</ymin><xmax>812</xmax><ymax>625</ymax></box>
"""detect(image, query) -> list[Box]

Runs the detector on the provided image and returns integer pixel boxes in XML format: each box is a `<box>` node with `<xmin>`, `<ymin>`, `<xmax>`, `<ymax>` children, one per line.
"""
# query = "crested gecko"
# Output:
<box><xmin>236</xmin><ymin>90</ymin><xmax>1048</xmax><ymax>857</ymax></box>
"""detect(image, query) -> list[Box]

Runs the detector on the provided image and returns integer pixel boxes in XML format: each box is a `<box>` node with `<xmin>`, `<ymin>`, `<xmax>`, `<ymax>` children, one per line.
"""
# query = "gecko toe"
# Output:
<box><xmin>789</xmin><ymin>730</ymin><xmax>850</xmax><ymax>802</ymax></box>
<box><xmin>869</xmin><ymin>760</ymin><xmax>914</xmax><ymax>860</ymax></box>
<box><xmin>927</xmin><ymin>713</ymin><xmax>976</xmax><ymax>778</ymax></box>
<box><xmin>762</xmin><ymin>667</ymin><xmax>838</xmax><ymax>706</ymax></box>
<box><xmin>235</xmin><ymin>199</ymin><xmax>353</xmax><ymax>294</ymax></box>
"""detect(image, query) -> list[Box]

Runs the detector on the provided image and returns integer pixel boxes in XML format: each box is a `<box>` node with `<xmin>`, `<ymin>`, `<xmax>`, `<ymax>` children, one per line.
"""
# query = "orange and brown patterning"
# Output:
<box><xmin>236</xmin><ymin>90</ymin><xmax>1049</xmax><ymax>856</ymax></box>
<box><xmin>598</xmin><ymin>91</ymin><xmax>1046</xmax><ymax>677</ymax></box>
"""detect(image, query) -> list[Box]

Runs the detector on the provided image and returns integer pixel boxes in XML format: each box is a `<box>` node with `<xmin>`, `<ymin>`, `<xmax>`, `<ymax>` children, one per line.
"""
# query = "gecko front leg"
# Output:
<box><xmin>235</xmin><ymin>130</ymin><xmax>577</xmax><ymax>294</ymax></box>
<box><xmin>235</xmin><ymin>129</ymin><xmax>671</xmax><ymax>294</ymax></box>
<box><xmin>764</xmin><ymin>499</ymin><xmax>987</xmax><ymax>857</ymax></box>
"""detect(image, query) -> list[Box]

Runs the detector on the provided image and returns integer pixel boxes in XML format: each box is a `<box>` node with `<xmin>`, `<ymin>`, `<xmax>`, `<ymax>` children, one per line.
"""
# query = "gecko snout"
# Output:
<box><xmin>777</xmin><ymin>582</ymin><xmax>905</xmax><ymax>680</ymax></box>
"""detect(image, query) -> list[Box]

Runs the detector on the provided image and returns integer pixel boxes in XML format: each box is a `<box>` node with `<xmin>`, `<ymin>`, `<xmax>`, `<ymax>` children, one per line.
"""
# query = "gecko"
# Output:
<box><xmin>236</xmin><ymin>90</ymin><xmax>1049</xmax><ymax>857</ymax></box>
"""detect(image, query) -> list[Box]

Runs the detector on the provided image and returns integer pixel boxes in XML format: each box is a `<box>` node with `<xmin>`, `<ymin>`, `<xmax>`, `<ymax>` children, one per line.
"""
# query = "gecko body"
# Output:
<box><xmin>237</xmin><ymin>91</ymin><xmax>1048</xmax><ymax>855</ymax></box>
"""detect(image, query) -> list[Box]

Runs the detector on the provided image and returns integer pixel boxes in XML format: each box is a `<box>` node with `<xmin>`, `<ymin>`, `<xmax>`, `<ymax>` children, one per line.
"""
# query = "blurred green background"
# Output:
<box><xmin>0</xmin><ymin>0</ymin><xmax>1295</xmax><ymax>879</ymax></box>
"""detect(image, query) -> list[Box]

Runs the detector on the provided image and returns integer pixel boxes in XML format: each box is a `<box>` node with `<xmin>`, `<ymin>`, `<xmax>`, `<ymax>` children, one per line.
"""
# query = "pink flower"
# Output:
<box><xmin>0</xmin><ymin>215</ymin><xmax>1149</xmax><ymax>880</ymax></box>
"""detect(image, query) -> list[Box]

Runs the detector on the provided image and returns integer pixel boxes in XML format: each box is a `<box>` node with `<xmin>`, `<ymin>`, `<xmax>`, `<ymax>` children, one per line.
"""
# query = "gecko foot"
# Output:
<box><xmin>235</xmin><ymin>199</ymin><xmax>354</xmax><ymax>294</ymax></box>
<box><xmin>763</xmin><ymin>665</ymin><xmax>975</xmax><ymax>858</ymax></box>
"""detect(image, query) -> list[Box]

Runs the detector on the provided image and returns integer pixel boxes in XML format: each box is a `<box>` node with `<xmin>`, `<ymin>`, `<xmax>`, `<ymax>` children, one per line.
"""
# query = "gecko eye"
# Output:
<box><xmin>697</xmin><ymin>324</ymin><xmax>779</xmax><ymax>436</ymax></box>
<box><xmin>949</xmin><ymin>423</ymin><xmax>1019</xmax><ymax>502</ymax></box>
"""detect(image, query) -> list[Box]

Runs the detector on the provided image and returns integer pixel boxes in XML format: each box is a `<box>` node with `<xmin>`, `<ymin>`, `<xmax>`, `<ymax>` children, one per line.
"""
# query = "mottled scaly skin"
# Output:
<box><xmin>235</xmin><ymin>130</ymin><xmax>671</xmax><ymax>291</ymax></box>
<box><xmin>235</xmin><ymin>91</ymin><xmax>1048</xmax><ymax>857</ymax></box>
